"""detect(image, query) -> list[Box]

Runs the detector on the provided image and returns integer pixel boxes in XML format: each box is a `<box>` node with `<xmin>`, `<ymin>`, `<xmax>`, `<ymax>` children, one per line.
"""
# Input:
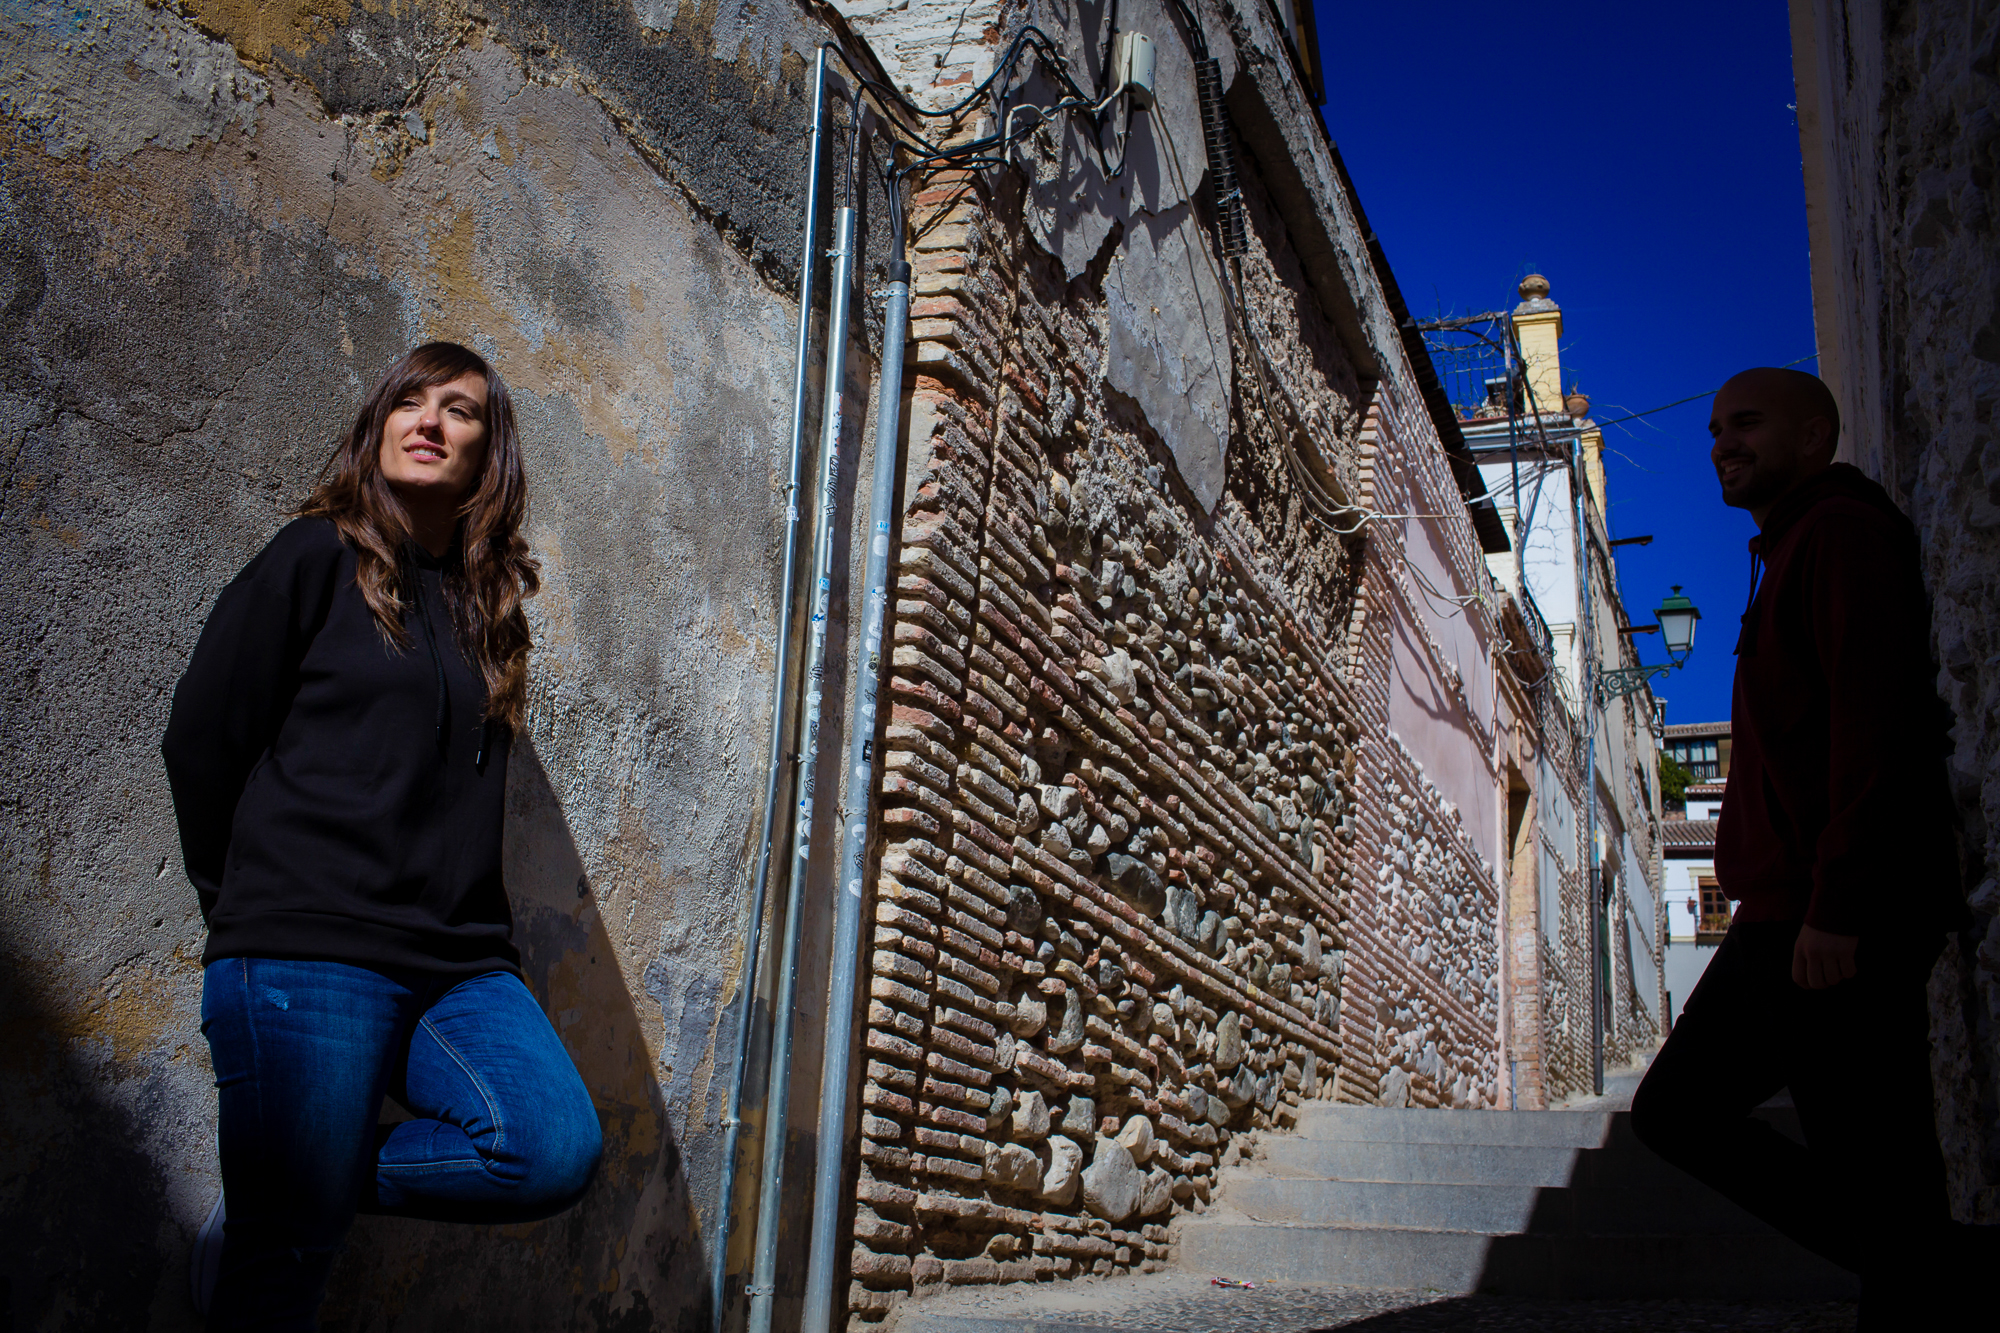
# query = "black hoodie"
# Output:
<box><xmin>162</xmin><ymin>517</ymin><xmax>519</xmax><ymax>976</ymax></box>
<box><xmin>1715</xmin><ymin>464</ymin><xmax>1964</xmax><ymax>937</ymax></box>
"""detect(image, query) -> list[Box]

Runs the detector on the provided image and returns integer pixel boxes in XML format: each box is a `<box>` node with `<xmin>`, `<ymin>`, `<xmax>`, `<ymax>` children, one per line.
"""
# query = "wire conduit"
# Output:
<box><xmin>747</xmin><ymin>194</ymin><xmax>860</xmax><ymax>1333</ymax></box>
<box><xmin>711</xmin><ymin>49</ymin><xmax>828</xmax><ymax>1333</ymax></box>
<box><xmin>799</xmin><ymin>251</ymin><xmax>911</xmax><ymax>1333</ymax></box>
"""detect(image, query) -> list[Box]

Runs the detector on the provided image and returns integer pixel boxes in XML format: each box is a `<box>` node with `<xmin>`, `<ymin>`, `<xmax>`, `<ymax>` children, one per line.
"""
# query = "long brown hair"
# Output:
<box><xmin>301</xmin><ymin>342</ymin><xmax>540</xmax><ymax>729</ymax></box>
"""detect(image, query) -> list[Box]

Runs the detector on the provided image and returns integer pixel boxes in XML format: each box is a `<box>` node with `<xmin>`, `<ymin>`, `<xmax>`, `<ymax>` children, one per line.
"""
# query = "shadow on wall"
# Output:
<box><xmin>320</xmin><ymin>741</ymin><xmax>705</xmax><ymax>1331</ymax></box>
<box><xmin>0</xmin><ymin>930</ymin><xmax>189</xmax><ymax>1329</ymax></box>
<box><xmin>0</xmin><ymin>742</ymin><xmax>708</xmax><ymax>1331</ymax></box>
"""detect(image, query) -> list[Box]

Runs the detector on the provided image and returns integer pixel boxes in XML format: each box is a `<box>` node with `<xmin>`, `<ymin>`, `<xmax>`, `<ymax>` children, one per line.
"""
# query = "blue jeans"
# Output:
<box><xmin>201</xmin><ymin>958</ymin><xmax>602</xmax><ymax>1330</ymax></box>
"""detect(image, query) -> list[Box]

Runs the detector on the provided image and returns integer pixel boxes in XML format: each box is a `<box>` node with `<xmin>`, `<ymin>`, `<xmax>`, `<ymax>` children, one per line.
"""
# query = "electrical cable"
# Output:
<box><xmin>827</xmin><ymin>20</ymin><xmax>1507</xmax><ymax>619</ymax></box>
<box><xmin>817</xmin><ymin>31</ymin><xmax>1131</xmax><ymax>181</ymax></box>
<box><xmin>1155</xmin><ymin>91</ymin><xmax>1504</xmax><ymax>607</ymax></box>
<box><xmin>1587</xmin><ymin>354</ymin><xmax>1820</xmax><ymax>434</ymax></box>
<box><xmin>1152</xmin><ymin>111</ymin><xmax>1337</xmax><ymax>522</ymax></box>
<box><xmin>822</xmin><ymin>29</ymin><xmax>1081</xmax><ymax>122</ymax></box>
<box><xmin>1097</xmin><ymin>0</ymin><xmax>1121</xmax><ymax>98</ymax></box>
<box><xmin>1166</xmin><ymin>97</ymin><xmax>1493</xmax><ymax>629</ymax></box>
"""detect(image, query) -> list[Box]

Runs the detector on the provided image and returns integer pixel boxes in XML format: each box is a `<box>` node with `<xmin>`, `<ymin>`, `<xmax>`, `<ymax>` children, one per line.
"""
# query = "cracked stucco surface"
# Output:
<box><xmin>0</xmin><ymin>0</ymin><xmax>854</xmax><ymax>1326</ymax></box>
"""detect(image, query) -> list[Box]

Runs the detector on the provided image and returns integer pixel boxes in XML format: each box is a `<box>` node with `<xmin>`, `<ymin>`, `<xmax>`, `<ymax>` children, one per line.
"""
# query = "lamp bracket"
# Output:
<box><xmin>1595</xmin><ymin>661</ymin><xmax>1677</xmax><ymax>707</ymax></box>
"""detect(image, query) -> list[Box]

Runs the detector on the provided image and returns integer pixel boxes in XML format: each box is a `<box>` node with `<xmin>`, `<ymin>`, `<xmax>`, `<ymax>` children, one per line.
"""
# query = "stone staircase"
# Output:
<box><xmin>1177</xmin><ymin>1099</ymin><xmax>1859</xmax><ymax>1300</ymax></box>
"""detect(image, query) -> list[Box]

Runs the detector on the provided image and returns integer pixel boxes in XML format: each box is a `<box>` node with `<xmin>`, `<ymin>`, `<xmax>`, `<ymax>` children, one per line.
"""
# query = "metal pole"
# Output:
<box><xmin>799</xmin><ymin>255</ymin><xmax>911</xmax><ymax>1333</ymax></box>
<box><xmin>712</xmin><ymin>51</ymin><xmax>827</xmax><ymax>1332</ymax></box>
<box><xmin>1577</xmin><ymin>436</ymin><xmax>1603</xmax><ymax>1096</ymax></box>
<box><xmin>1505</xmin><ymin>315</ymin><xmax>1525</xmax><ymax>593</ymax></box>
<box><xmin>746</xmin><ymin>199</ymin><xmax>859</xmax><ymax>1333</ymax></box>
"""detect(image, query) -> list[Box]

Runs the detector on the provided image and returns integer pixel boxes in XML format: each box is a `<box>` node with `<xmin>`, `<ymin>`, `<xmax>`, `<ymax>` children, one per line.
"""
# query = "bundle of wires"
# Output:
<box><xmin>819</xmin><ymin>24</ymin><xmax>1130</xmax><ymax>265</ymax></box>
<box><xmin>824</xmin><ymin>14</ymin><xmax>1488</xmax><ymax>626</ymax></box>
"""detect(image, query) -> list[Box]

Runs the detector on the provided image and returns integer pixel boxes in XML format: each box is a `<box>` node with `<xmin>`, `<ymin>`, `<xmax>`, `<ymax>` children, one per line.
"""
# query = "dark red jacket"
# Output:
<box><xmin>1715</xmin><ymin>464</ymin><xmax>1963</xmax><ymax>936</ymax></box>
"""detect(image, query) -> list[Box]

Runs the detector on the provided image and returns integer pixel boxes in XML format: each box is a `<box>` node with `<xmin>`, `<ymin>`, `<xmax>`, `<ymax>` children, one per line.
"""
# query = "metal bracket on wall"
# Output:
<box><xmin>1595</xmin><ymin>662</ymin><xmax>1673</xmax><ymax>707</ymax></box>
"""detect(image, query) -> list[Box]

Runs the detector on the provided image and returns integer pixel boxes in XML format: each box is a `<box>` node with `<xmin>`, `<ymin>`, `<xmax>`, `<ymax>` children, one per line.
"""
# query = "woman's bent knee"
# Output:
<box><xmin>512</xmin><ymin>1097</ymin><xmax>602</xmax><ymax>1217</ymax></box>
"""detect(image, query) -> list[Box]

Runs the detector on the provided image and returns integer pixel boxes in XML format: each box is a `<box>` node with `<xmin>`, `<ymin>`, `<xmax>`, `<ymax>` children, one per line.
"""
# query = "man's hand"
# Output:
<box><xmin>1791</xmin><ymin>924</ymin><xmax>1860</xmax><ymax>989</ymax></box>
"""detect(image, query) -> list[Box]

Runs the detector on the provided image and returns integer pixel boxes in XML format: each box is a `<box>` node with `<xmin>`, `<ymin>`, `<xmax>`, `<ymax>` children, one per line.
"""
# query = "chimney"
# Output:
<box><xmin>1566</xmin><ymin>390</ymin><xmax>1608</xmax><ymax>517</ymax></box>
<box><xmin>1514</xmin><ymin>275</ymin><xmax>1607</xmax><ymax>515</ymax></box>
<box><xmin>1511</xmin><ymin>274</ymin><xmax>1564</xmax><ymax>415</ymax></box>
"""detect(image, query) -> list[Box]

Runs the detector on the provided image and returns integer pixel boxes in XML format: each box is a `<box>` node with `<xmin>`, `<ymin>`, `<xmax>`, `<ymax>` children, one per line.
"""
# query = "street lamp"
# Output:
<box><xmin>1655</xmin><ymin>585</ymin><xmax>1701</xmax><ymax>664</ymax></box>
<box><xmin>1597</xmin><ymin>587</ymin><xmax>1704</xmax><ymax>706</ymax></box>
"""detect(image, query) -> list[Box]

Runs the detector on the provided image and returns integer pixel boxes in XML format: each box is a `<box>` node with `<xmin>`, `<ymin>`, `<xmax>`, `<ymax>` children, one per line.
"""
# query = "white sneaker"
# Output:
<box><xmin>190</xmin><ymin>1192</ymin><xmax>225</xmax><ymax>1316</ymax></box>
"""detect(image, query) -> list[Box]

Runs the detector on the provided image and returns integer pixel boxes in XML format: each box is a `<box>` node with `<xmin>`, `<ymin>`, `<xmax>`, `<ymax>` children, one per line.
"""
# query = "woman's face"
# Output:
<box><xmin>377</xmin><ymin>371</ymin><xmax>490</xmax><ymax>506</ymax></box>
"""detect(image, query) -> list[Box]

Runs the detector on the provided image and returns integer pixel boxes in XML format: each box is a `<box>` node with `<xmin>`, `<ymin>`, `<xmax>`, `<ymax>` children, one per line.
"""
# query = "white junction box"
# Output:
<box><xmin>1113</xmin><ymin>31</ymin><xmax>1156</xmax><ymax>108</ymax></box>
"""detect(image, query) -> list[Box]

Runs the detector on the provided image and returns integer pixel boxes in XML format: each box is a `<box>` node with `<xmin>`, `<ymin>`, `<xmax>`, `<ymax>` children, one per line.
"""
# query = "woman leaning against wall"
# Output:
<box><xmin>161</xmin><ymin>342</ymin><xmax>602</xmax><ymax>1328</ymax></box>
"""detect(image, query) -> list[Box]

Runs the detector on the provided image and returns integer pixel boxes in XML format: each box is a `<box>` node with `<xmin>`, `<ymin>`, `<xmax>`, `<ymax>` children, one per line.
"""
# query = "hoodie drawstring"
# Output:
<box><xmin>405</xmin><ymin>553</ymin><xmax>449</xmax><ymax>750</ymax></box>
<box><xmin>1735</xmin><ymin>547</ymin><xmax>1765</xmax><ymax>658</ymax></box>
<box><xmin>407</xmin><ymin>546</ymin><xmax>493</xmax><ymax>770</ymax></box>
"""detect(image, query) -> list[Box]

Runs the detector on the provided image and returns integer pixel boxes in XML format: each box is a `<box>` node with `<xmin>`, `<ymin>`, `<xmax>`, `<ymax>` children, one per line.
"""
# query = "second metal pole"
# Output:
<box><xmin>798</xmin><ymin>256</ymin><xmax>911</xmax><ymax>1333</ymax></box>
<box><xmin>1577</xmin><ymin>437</ymin><xmax>1604</xmax><ymax>1097</ymax></box>
<box><xmin>745</xmin><ymin>201</ymin><xmax>859</xmax><ymax>1333</ymax></box>
<box><xmin>712</xmin><ymin>49</ymin><xmax>828</xmax><ymax>1332</ymax></box>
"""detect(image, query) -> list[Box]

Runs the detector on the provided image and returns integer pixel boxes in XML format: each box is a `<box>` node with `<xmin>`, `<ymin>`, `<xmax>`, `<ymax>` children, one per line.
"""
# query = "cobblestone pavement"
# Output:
<box><xmin>887</xmin><ymin>1274</ymin><xmax>1856</xmax><ymax>1333</ymax></box>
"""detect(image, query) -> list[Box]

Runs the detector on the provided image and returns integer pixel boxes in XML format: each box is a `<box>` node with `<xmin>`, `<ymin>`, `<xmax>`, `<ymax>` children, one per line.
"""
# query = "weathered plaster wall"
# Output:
<box><xmin>0</xmin><ymin>0</ymin><xmax>846</xmax><ymax>1326</ymax></box>
<box><xmin>1376</xmin><ymin>421</ymin><xmax>1500</xmax><ymax>863</ymax></box>
<box><xmin>1789</xmin><ymin>0</ymin><xmax>2000</xmax><ymax>1221</ymax></box>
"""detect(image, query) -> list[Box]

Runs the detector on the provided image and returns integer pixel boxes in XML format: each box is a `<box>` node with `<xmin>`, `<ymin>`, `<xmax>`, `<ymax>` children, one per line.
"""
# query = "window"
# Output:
<box><xmin>1668</xmin><ymin>739</ymin><xmax>1721</xmax><ymax>781</ymax></box>
<box><xmin>1697</xmin><ymin>876</ymin><xmax>1731</xmax><ymax>943</ymax></box>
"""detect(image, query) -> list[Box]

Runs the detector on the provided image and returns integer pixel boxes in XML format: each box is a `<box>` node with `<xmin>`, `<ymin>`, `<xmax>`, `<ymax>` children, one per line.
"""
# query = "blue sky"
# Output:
<box><xmin>1316</xmin><ymin>1</ymin><xmax>1813</xmax><ymax>724</ymax></box>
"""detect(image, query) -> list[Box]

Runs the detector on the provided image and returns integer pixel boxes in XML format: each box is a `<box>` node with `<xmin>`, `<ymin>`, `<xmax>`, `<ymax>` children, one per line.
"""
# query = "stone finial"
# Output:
<box><xmin>1513</xmin><ymin>273</ymin><xmax>1559</xmax><ymax>315</ymax></box>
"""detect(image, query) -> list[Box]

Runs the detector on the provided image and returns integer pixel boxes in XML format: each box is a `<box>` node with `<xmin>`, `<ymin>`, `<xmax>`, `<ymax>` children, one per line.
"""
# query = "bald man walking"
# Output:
<box><xmin>1629</xmin><ymin>368</ymin><xmax>1970</xmax><ymax>1324</ymax></box>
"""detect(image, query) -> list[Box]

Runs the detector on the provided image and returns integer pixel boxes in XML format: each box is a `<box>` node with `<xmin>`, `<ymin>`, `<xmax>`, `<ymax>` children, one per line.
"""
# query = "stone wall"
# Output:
<box><xmin>833</xmin><ymin>3</ymin><xmax>1510</xmax><ymax>1318</ymax></box>
<box><xmin>1789</xmin><ymin>0</ymin><xmax>2000</xmax><ymax>1221</ymax></box>
<box><xmin>1531</xmin><ymin>685</ymin><xmax>1594</xmax><ymax>1102</ymax></box>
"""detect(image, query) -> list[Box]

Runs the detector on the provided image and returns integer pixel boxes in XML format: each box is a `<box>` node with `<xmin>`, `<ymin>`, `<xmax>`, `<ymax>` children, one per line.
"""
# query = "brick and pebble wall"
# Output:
<box><xmin>843</xmin><ymin>148</ymin><xmax>1504</xmax><ymax>1318</ymax></box>
<box><xmin>1533</xmin><ymin>692</ymin><xmax>1595</xmax><ymax>1103</ymax></box>
<box><xmin>1341</xmin><ymin>377</ymin><xmax>1507</xmax><ymax>1118</ymax></box>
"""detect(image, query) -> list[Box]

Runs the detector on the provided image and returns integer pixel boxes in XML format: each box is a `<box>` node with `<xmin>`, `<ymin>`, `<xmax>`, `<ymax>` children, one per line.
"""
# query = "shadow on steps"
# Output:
<box><xmin>1311</xmin><ymin>1294</ymin><xmax>1858</xmax><ymax>1331</ymax></box>
<box><xmin>1180</xmin><ymin>1102</ymin><xmax>1858</xmax><ymax>1301</ymax></box>
<box><xmin>1469</xmin><ymin>1108</ymin><xmax>1856</xmax><ymax>1300</ymax></box>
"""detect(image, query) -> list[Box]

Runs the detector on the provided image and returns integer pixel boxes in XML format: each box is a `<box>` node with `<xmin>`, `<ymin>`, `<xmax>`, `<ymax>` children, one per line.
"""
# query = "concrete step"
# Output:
<box><xmin>1253</xmin><ymin>1137</ymin><xmax>1583</xmax><ymax>1187</ymax></box>
<box><xmin>887</xmin><ymin>1272</ymin><xmax>1437</xmax><ymax>1333</ymax></box>
<box><xmin>1289</xmin><ymin>1104</ymin><xmax>1801</xmax><ymax>1151</ymax></box>
<box><xmin>1290</xmin><ymin>1105</ymin><xmax>1614</xmax><ymax>1148</ymax></box>
<box><xmin>1251</xmin><ymin>1133</ymin><xmax>1760</xmax><ymax>1194</ymax></box>
<box><xmin>1177</xmin><ymin>1213</ymin><xmax>1859</xmax><ymax>1300</ymax></box>
<box><xmin>1219</xmin><ymin>1174</ymin><xmax>1771</xmax><ymax>1234</ymax></box>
